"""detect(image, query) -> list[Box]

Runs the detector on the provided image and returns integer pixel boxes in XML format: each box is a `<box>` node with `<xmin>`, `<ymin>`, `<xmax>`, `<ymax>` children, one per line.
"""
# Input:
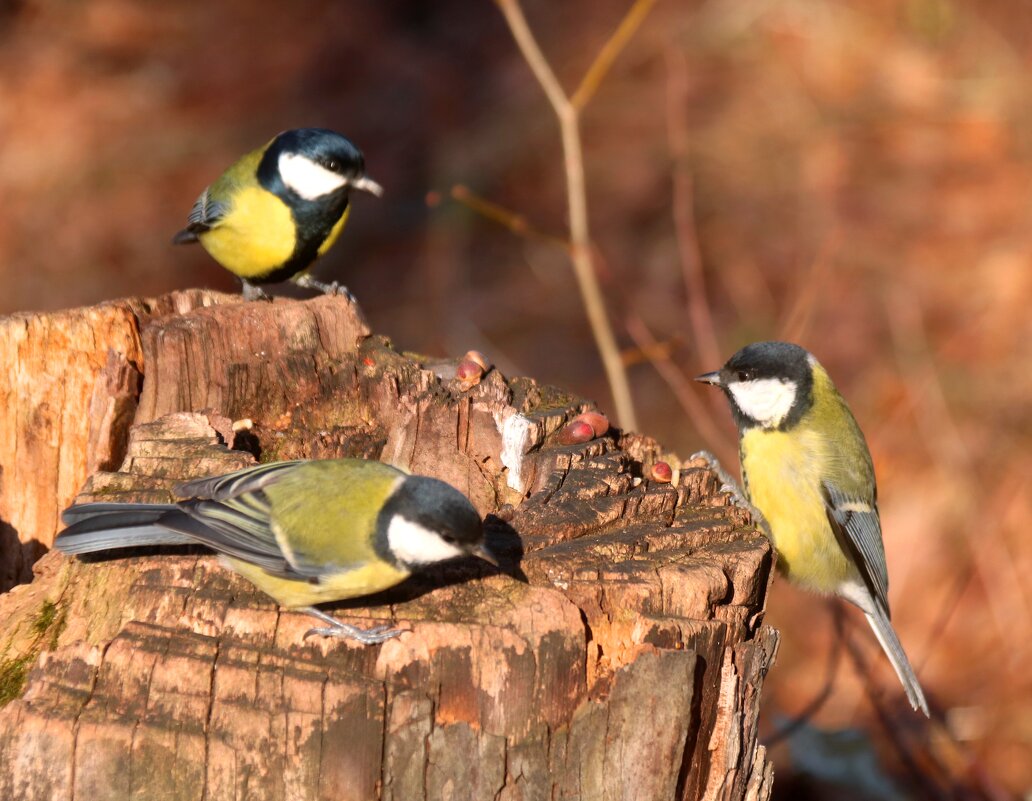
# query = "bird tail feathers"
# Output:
<box><xmin>171</xmin><ymin>228</ymin><xmax>200</xmax><ymax>245</ymax></box>
<box><xmin>55</xmin><ymin>503</ymin><xmax>196</xmax><ymax>555</ymax></box>
<box><xmin>863</xmin><ymin>604</ymin><xmax>930</xmax><ymax>717</ymax></box>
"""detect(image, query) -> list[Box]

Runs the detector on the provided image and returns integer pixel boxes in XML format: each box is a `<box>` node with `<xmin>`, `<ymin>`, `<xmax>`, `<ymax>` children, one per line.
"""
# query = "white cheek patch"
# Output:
<box><xmin>728</xmin><ymin>378</ymin><xmax>798</xmax><ymax>427</ymax></box>
<box><xmin>278</xmin><ymin>152</ymin><xmax>348</xmax><ymax>200</ymax></box>
<box><xmin>387</xmin><ymin>516</ymin><xmax>465</xmax><ymax>567</ymax></box>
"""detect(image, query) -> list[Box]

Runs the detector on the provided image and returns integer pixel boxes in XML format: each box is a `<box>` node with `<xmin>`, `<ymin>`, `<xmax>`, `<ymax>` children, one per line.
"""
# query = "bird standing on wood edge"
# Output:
<box><xmin>695</xmin><ymin>341</ymin><xmax>930</xmax><ymax>716</ymax></box>
<box><xmin>56</xmin><ymin>459</ymin><xmax>496</xmax><ymax>644</ymax></box>
<box><xmin>173</xmin><ymin>128</ymin><xmax>383</xmax><ymax>301</ymax></box>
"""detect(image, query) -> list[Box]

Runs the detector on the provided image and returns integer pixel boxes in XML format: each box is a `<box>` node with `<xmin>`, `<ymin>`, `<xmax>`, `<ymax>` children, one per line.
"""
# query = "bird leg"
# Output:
<box><xmin>301</xmin><ymin>607</ymin><xmax>404</xmax><ymax>644</ymax></box>
<box><xmin>241</xmin><ymin>280</ymin><xmax>272</xmax><ymax>302</ymax></box>
<box><xmin>293</xmin><ymin>273</ymin><xmax>355</xmax><ymax>301</ymax></box>
<box><xmin>689</xmin><ymin>450</ymin><xmax>743</xmax><ymax>497</ymax></box>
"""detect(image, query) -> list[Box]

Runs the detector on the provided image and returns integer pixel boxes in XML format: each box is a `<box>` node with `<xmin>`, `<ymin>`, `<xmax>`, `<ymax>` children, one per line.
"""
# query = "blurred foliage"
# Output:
<box><xmin>0</xmin><ymin>0</ymin><xmax>1030</xmax><ymax>796</ymax></box>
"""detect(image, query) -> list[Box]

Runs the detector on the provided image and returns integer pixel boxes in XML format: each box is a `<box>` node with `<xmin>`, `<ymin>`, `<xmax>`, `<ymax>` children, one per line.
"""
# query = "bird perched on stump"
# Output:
<box><xmin>56</xmin><ymin>459</ymin><xmax>495</xmax><ymax>644</ymax></box>
<box><xmin>173</xmin><ymin>128</ymin><xmax>383</xmax><ymax>301</ymax></box>
<box><xmin>696</xmin><ymin>341</ymin><xmax>929</xmax><ymax>716</ymax></box>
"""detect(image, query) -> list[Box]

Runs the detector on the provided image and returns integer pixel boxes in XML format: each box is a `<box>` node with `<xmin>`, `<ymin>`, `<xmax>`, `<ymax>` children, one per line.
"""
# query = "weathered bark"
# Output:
<box><xmin>0</xmin><ymin>290</ymin><xmax>230</xmax><ymax>591</ymax></box>
<box><xmin>0</xmin><ymin>291</ymin><xmax>777</xmax><ymax>801</ymax></box>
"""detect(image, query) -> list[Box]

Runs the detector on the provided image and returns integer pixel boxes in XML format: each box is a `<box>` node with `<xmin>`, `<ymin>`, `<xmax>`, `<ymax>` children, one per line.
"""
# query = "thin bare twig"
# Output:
<box><xmin>449</xmin><ymin>185</ymin><xmax>568</xmax><ymax>249</ymax></box>
<box><xmin>625</xmin><ymin>310</ymin><xmax>735</xmax><ymax>465</ymax></box>
<box><xmin>620</xmin><ymin>336</ymin><xmax>682</xmax><ymax>368</ymax></box>
<box><xmin>494</xmin><ymin>0</ymin><xmax>645</xmax><ymax>431</ymax></box>
<box><xmin>915</xmin><ymin>561</ymin><xmax>974</xmax><ymax>674</ymax></box>
<box><xmin>572</xmin><ymin>0</ymin><xmax>659</xmax><ymax>111</ymax></box>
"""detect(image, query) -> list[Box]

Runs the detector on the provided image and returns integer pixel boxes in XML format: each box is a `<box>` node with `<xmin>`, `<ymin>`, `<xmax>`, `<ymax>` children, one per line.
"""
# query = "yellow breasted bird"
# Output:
<box><xmin>173</xmin><ymin>128</ymin><xmax>383</xmax><ymax>301</ymax></box>
<box><xmin>56</xmin><ymin>459</ymin><xmax>495</xmax><ymax>643</ymax></box>
<box><xmin>696</xmin><ymin>341</ymin><xmax>929</xmax><ymax>715</ymax></box>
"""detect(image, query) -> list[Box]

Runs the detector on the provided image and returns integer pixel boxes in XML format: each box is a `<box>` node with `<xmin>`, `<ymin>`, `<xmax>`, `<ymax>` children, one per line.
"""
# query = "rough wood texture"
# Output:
<box><xmin>0</xmin><ymin>290</ymin><xmax>232</xmax><ymax>591</ymax></box>
<box><xmin>0</xmin><ymin>292</ymin><xmax>778</xmax><ymax>801</ymax></box>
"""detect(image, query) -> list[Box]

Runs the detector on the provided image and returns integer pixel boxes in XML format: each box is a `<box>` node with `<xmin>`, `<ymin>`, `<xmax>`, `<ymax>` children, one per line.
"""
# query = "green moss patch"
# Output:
<box><xmin>0</xmin><ymin>599</ymin><xmax>67</xmax><ymax>707</ymax></box>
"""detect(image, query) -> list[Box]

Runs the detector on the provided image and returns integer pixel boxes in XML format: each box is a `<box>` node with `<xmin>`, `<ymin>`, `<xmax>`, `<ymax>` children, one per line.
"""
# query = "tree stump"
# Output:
<box><xmin>0</xmin><ymin>292</ymin><xmax>778</xmax><ymax>801</ymax></box>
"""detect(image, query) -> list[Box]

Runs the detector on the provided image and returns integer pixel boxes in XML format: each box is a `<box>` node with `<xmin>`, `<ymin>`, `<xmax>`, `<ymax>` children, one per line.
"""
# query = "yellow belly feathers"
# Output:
<box><xmin>741</xmin><ymin>425</ymin><xmax>854</xmax><ymax>594</ymax></box>
<box><xmin>224</xmin><ymin>555</ymin><xmax>409</xmax><ymax>608</ymax></box>
<box><xmin>198</xmin><ymin>185</ymin><xmax>297</xmax><ymax>279</ymax></box>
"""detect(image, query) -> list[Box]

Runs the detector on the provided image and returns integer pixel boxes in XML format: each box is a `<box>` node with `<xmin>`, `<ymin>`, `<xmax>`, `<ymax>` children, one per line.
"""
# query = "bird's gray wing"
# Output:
<box><xmin>822</xmin><ymin>481</ymin><xmax>890</xmax><ymax>612</ymax></box>
<box><xmin>172</xmin><ymin>188</ymin><xmax>230</xmax><ymax>242</ymax></box>
<box><xmin>58</xmin><ymin>463</ymin><xmax>315</xmax><ymax>578</ymax></box>
<box><xmin>175</xmin><ymin>461</ymin><xmax>372</xmax><ymax>581</ymax></box>
<box><xmin>190</xmin><ymin>187</ymin><xmax>231</xmax><ymax>229</ymax></box>
<box><xmin>174</xmin><ymin>461</ymin><xmax>306</xmax><ymax>502</ymax></box>
<box><xmin>163</xmin><ymin>462</ymin><xmax>311</xmax><ymax>578</ymax></box>
<box><xmin>165</xmin><ymin>496</ymin><xmax>303</xmax><ymax>577</ymax></box>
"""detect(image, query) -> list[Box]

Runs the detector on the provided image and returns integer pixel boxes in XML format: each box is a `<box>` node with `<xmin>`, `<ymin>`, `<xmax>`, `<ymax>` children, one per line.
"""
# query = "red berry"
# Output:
<box><xmin>651</xmin><ymin>462</ymin><xmax>673</xmax><ymax>483</ymax></box>
<box><xmin>558</xmin><ymin>420</ymin><xmax>595</xmax><ymax>445</ymax></box>
<box><xmin>455</xmin><ymin>359</ymin><xmax>484</xmax><ymax>390</ymax></box>
<box><xmin>573</xmin><ymin>411</ymin><xmax>610</xmax><ymax>437</ymax></box>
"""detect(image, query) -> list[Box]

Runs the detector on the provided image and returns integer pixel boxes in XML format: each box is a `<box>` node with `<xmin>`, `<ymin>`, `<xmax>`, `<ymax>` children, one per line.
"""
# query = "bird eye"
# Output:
<box><xmin>441</xmin><ymin>534</ymin><xmax>456</xmax><ymax>544</ymax></box>
<box><xmin>325</xmin><ymin>159</ymin><xmax>339</xmax><ymax>172</ymax></box>
<box><xmin>736</xmin><ymin>370</ymin><xmax>750</xmax><ymax>382</ymax></box>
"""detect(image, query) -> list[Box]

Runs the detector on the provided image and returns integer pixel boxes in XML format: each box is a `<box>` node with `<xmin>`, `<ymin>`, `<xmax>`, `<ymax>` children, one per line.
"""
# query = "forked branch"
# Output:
<box><xmin>493</xmin><ymin>0</ymin><xmax>655</xmax><ymax>432</ymax></box>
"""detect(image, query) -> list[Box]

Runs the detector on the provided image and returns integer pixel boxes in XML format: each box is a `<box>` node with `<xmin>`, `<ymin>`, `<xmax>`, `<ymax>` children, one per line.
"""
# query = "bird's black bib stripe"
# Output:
<box><xmin>739</xmin><ymin>443</ymin><xmax>751</xmax><ymax>500</ymax></box>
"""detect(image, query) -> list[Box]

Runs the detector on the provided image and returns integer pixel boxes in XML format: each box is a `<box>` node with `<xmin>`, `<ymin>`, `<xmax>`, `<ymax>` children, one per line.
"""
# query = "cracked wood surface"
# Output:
<box><xmin>0</xmin><ymin>290</ymin><xmax>234</xmax><ymax>591</ymax></box>
<box><xmin>0</xmin><ymin>291</ymin><xmax>778</xmax><ymax>800</ymax></box>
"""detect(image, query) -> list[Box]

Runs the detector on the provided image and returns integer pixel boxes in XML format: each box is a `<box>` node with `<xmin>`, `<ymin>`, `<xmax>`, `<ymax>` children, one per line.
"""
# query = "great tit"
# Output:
<box><xmin>56</xmin><ymin>459</ymin><xmax>495</xmax><ymax>644</ymax></box>
<box><xmin>696</xmin><ymin>341</ymin><xmax>929</xmax><ymax>716</ymax></box>
<box><xmin>173</xmin><ymin>128</ymin><xmax>383</xmax><ymax>301</ymax></box>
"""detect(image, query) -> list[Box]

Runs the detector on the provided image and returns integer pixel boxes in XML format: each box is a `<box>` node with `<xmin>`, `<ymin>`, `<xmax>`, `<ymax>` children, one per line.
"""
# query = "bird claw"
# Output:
<box><xmin>303</xmin><ymin>623</ymin><xmax>404</xmax><ymax>644</ymax></box>
<box><xmin>294</xmin><ymin>275</ymin><xmax>354</xmax><ymax>301</ymax></box>
<box><xmin>689</xmin><ymin>451</ymin><xmax>742</xmax><ymax>495</ymax></box>
<box><xmin>324</xmin><ymin>282</ymin><xmax>356</xmax><ymax>302</ymax></box>
<box><xmin>689</xmin><ymin>450</ymin><xmax>720</xmax><ymax>468</ymax></box>
<box><xmin>689</xmin><ymin>451</ymin><xmax>773</xmax><ymax>534</ymax></box>
<box><xmin>359</xmin><ymin>624</ymin><xmax>395</xmax><ymax>636</ymax></box>
<box><xmin>300</xmin><ymin>606</ymin><xmax>405</xmax><ymax>644</ymax></box>
<box><xmin>241</xmin><ymin>281</ymin><xmax>273</xmax><ymax>302</ymax></box>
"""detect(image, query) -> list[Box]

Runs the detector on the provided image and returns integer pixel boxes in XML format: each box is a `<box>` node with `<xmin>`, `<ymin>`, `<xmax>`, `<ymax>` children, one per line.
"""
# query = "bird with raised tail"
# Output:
<box><xmin>696</xmin><ymin>341</ymin><xmax>929</xmax><ymax>716</ymax></box>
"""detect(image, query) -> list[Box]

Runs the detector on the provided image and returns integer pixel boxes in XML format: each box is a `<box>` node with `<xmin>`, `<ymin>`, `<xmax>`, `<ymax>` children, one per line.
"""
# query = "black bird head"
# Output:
<box><xmin>696</xmin><ymin>341</ymin><xmax>815</xmax><ymax>431</ymax></box>
<box><xmin>260</xmin><ymin>128</ymin><xmax>383</xmax><ymax>202</ymax></box>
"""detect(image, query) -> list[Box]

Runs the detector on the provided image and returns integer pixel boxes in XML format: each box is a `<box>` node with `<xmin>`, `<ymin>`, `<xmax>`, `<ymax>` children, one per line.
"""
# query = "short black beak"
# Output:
<box><xmin>472</xmin><ymin>543</ymin><xmax>500</xmax><ymax>568</ymax></box>
<box><xmin>694</xmin><ymin>371</ymin><xmax>722</xmax><ymax>386</ymax></box>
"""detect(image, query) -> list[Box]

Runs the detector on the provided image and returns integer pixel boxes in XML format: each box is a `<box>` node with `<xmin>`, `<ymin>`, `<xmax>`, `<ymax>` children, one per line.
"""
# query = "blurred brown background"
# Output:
<box><xmin>1</xmin><ymin>0</ymin><xmax>1030</xmax><ymax>797</ymax></box>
